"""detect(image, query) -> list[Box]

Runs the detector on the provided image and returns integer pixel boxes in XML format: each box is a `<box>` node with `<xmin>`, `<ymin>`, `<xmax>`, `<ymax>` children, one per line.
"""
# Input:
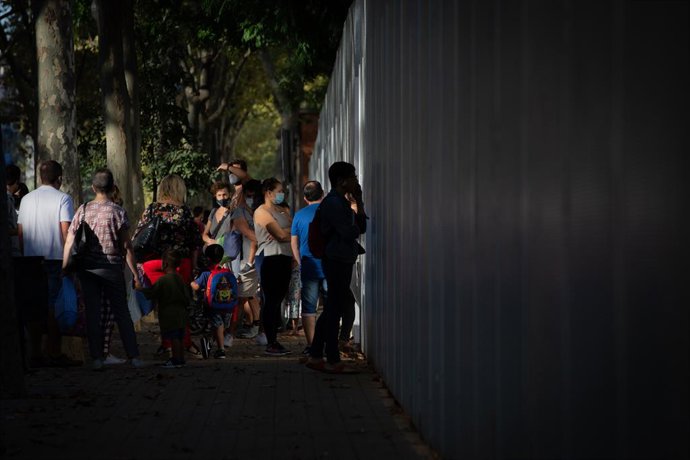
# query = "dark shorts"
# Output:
<box><xmin>161</xmin><ymin>328</ymin><xmax>185</xmax><ymax>340</ymax></box>
<box><xmin>205</xmin><ymin>310</ymin><xmax>232</xmax><ymax>329</ymax></box>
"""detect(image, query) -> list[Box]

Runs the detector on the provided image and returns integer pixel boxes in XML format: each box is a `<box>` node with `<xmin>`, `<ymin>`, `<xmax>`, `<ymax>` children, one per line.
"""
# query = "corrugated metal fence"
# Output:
<box><xmin>311</xmin><ymin>1</ymin><xmax>688</xmax><ymax>458</ymax></box>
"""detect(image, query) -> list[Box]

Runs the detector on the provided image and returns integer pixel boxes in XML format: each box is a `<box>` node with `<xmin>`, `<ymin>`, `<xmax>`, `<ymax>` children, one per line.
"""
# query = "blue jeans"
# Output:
<box><xmin>301</xmin><ymin>275</ymin><xmax>327</xmax><ymax>316</ymax></box>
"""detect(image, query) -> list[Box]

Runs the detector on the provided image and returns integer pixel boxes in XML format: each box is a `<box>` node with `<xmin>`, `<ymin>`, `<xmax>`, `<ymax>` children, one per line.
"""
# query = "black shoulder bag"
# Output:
<box><xmin>132</xmin><ymin>206</ymin><xmax>162</xmax><ymax>263</ymax></box>
<box><xmin>64</xmin><ymin>203</ymin><xmax>89</xmax><ymax>273</ymax></box>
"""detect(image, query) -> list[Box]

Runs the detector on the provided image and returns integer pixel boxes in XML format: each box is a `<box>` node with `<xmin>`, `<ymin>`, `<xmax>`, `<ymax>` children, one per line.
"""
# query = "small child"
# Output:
<box><xmin>136</xmin><ymin>250</ymin><xmax>190</xmax><ymax>368</ymax></box>
<box><xmin>191</xmin><ymin>244</ymin><xmax>234</xmax><ymax>359</ymax></box>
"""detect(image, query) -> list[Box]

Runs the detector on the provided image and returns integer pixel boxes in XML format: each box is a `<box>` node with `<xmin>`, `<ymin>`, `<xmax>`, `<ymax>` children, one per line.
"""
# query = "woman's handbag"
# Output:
<box><xmin>63</xmin><ymin>204</ymin><xmax>88</xmax><ymax>273</ymax></box>
<box><xmin>218</xmin><ymin>229</ymin><xmax>243</xmax><ymax>260</ymax></box>
<box><xmin>132</xmin><ymin>212</ymin><xmax>161</xmax><ymax>263</ymax></box>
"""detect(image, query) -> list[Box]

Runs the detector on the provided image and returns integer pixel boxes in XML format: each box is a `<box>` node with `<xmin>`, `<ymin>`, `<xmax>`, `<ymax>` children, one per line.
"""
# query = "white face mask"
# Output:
<box><xmin>229</xmin><ymin>173</ymin><xmax>241</xmax><ymax>185</ymax></box>
<box><xmin>245</xmin><ymin>197</ymin><xmax>254</xmax><ymax>208</ymax></box>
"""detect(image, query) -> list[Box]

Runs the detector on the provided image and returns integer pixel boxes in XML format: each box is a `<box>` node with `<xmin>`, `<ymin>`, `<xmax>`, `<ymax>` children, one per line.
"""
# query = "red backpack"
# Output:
<box><xmin>205</xmin><ymin>265</ymin><xmax>238</xmax><ymax>311</ymax></box>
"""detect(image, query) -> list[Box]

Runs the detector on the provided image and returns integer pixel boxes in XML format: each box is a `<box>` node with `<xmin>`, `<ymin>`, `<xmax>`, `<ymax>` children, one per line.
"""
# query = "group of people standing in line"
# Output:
<box><xmin>6</xmin><ymin>157</ymin><xmax>367</xmax><ymax>374</ymax></box>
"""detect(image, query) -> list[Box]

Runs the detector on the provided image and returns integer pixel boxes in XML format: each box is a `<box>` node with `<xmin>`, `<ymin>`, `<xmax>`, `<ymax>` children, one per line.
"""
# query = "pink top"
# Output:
<box><xmin>69</xmin><ymin>201</ymin><xmax>130</xmax><ymax>265</ymax></box>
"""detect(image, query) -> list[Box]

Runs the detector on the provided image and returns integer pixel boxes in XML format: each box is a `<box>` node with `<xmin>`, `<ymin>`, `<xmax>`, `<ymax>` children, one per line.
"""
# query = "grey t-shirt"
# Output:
<box><xmin>255</xmin><ymin>206</ymin><xmax>292</xmax><ymax>257</ymax></box>
<box><xmin>208</xmin><ymin>207</ymin><xmax>233</xmax><ymax>240</ymax></box>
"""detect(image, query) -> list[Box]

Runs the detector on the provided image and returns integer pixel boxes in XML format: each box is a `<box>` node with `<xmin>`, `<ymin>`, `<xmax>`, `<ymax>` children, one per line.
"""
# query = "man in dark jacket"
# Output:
<box><xmin>307</xmin><ymin>161</ymin><xmax>366</xmax><ymax>373</ymax></box>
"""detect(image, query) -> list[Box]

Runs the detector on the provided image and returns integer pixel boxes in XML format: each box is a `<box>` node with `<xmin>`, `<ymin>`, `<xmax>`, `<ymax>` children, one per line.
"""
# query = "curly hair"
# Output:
<box><xmin>210</xmin><ymin>181</ymin><xmax>232</xmax><ymax>195</ymax></box>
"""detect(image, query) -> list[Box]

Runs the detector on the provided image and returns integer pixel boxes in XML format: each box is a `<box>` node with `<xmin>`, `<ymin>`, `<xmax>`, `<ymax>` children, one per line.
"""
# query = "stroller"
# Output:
<box><xmin>192</xmin><ymin>265</ymin><xmax>239</xmax><ymax>359</ymax></box>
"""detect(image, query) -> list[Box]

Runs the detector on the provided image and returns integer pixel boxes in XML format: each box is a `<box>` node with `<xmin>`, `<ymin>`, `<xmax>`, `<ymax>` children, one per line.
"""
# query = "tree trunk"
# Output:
<box><xmin>259</xmin><ymin>49</ymin><xmax>299</xmax><ymax>190</ymax></box>
<box><xmin>95</xmin><ymin>0</ymin><xmax>133</xmax><ymax>217</ymax></box>
<box><xmin>0</xmin><ymin>131</ymin><xmax>26</xmax><ymax>397</ymax></box>
<box><xmin>184</xmin><ymin>48</ymin><xmax>213</xmax><ymax>150</ymax></box>
<box><xmin>122</xmin><ymin>0</ymin><xmax>144</xmax><ymax>217</ymax></box>
<box><xmin>35</xmin><ymin>0</ymin><xmax>80</xmax><ymax>204</ymax></box>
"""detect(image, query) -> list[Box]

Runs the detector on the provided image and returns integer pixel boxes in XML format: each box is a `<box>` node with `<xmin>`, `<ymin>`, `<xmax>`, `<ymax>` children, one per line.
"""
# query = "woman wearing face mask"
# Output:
<box><xmin>254</xmin><ymin>178</ymin><xmax>294</xmax><ymax>356</ymax></box>
<box><xmin>202</xmin><ymin>182</ymin><xmax>234</xmax><ymax>248</ymax></box>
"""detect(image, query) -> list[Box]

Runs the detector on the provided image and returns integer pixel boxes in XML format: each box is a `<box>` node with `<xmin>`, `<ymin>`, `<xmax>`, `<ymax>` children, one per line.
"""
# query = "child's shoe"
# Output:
<box><xmin>160</xmin><ymin>359</ymin><xmax>184</xmax><ymax>368</ymax></box>
<box><xmin>213</xmin><ymin>348</ymin><xmax>226</xmax><ymax>359</ymax></box>
<box><xmin>224</xmin><ymin>333</ymin><xmax>234</xmax><ymax>348</ymax></box>
<box><xmin>131</xmin><ymin>357</ymin><xmax>146</xmax><ymax>368</ymax></box>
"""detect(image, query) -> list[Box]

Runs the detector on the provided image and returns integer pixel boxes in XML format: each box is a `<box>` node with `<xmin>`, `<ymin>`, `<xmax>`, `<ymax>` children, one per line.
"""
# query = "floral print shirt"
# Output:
<box><xmin>134</xmin><ymin>202</ymin><xmax>202</xmax><ymax>259</ymax></box>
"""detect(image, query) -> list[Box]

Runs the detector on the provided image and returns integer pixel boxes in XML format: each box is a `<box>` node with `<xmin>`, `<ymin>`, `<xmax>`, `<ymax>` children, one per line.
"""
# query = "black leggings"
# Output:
<box><xmin>260</xmin><ymin>255</ymin><xmax>293</xmax><ymax>345</ymax></box>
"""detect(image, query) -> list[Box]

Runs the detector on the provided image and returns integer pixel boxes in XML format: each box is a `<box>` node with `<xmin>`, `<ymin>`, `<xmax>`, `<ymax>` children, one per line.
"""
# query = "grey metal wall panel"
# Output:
<box><xmin>311</xmin><ymin>0</ymin><xmax>688</xmax><ymax>458</ymax></box>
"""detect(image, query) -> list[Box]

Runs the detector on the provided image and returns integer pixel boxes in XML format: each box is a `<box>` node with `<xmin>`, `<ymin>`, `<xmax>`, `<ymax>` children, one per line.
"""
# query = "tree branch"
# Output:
<box><xmin>259</xmin><ymin>48</ymin><xmax>291</xmax><ymax>116</ymax></box>
<box><xmin>206</xmin><ymin>49</ymin><xmax>251</xmax><ymax>124</ymax></box>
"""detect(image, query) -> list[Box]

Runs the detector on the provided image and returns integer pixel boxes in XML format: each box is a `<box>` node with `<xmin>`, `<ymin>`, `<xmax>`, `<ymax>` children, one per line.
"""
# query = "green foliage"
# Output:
<box><xmin>72</xmin><ymin>0</ymin><xmax>104</xmax><ymax>195</ymax></box>
<box><xmin>4</xmin><ymin>0</ymin><xmax>350</xmax><ymax>202</ymax></box>
<box><xmin>0</xmin><ymin>0</ymin><xmax>37</xmax><ymax>138</ymax></box>
<box><xmin>233</xmin><ymin>102</ymin><xmax>281</xmax><ymax>180</ymax></box>
<box><xmin>142</xmin><ymin>147</ymin><xmax>213</xmax><ymax>198</ymax></box>
<box><xmin>204</xmin><ymin>0</ymin><xmax>351</xmax><ymax>112</ymax></box>
<box><xmin>302</xmin><ymin>74</ymin><xmax>330</xmax><ymax>111</ymax></box>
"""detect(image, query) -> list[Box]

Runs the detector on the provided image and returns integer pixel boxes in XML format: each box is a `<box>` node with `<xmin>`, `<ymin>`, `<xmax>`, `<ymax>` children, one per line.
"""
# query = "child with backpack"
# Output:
<box><xmin>135</xmin><ymin>250</ymin><xmax>190</xmax><ymax>368</ymax></box>
<box><xmin>190</xmin><ymin>244</ymin><xmax>238</xmax><ymax>359</ymax></box>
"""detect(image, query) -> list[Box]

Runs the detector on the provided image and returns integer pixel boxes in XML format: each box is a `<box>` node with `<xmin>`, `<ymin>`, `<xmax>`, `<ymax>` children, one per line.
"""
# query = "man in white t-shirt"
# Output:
<box><xmin>17</xmin><ymin>160</ymin><xmax>79</xmax><ymax>367</ymax></box>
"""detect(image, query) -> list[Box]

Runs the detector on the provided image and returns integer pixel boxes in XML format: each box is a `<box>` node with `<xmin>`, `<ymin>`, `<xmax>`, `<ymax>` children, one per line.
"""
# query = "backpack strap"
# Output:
<box><xmin>209</xmin><ymin>208</ymin><xmax>230</xmax><ymax>239</ymax></box>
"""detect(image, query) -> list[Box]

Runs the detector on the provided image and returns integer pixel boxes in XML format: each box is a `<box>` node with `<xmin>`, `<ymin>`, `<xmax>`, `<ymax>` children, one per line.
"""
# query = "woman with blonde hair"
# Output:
<box><xmin>133</xmin><ymin>174</ymin><xmax>203</xmax><ymax>355</ymax></box>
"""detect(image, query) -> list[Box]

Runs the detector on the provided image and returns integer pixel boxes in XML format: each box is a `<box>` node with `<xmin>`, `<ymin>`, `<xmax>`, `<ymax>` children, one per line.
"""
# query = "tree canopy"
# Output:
<box><xmin>1</xmin><ymin>0</ymin><xmax>351</xmax><ymax>209</ymax></box>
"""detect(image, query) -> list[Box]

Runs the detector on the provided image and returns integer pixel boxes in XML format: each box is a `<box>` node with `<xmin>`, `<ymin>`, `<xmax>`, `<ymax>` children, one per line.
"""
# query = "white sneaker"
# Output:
<box><xmin>103</xmin><ymin>354</ymin><xmax>126</xmax><ymax>365</ymax></box>
<box><xmin>224</xmin><ymin>334</ymin><xmax>234</xmax><ymax>348</ymax></box>
<box><xmin>130</xmin><ymin>357</ymin><xmax>145</xmax><ymax>368</ymax></box>
<box><xmin>255</xmin><ymin>332</ymin><xmax>268</xmax><ymax>346</ymax></box>
<box><xmin>91</xmin><ymin>359</ymin><xmax>104</xmax><ymax>371</ymax></box>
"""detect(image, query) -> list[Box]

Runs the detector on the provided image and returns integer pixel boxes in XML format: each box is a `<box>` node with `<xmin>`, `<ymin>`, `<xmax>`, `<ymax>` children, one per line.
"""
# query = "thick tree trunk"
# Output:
<box><xmin>95</xmin><ymin>0</ymin><xmax>133</xmax><ymax>216</ymax></box>
<box><xmin>122</xmin><ymin>0</ymin><xmax>144</xmax><ymax>217</ymax></box>
<box><xmin>0</xmin><ymin>132</ymin><xmax>26</xmax><ymax>397</ymax></box>
<box><xmin>35</xmin><ymin>0</ymin><xmax>80</xmax><ymax>204</ymax></box>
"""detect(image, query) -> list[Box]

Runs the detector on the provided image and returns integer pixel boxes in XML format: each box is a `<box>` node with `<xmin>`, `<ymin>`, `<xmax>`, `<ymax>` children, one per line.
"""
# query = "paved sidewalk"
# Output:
<box><xmin>0</xmin><ymin>323</ymin><xmax>433</xmax><ymax>460</ymax></box>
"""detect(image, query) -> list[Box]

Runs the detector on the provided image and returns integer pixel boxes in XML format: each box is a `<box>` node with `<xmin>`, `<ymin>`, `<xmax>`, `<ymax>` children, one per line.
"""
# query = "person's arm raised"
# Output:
<box><xmin>216</xmin><ymin>163</ymin><xmax>250</xmax><ymax>182</ymax></box>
